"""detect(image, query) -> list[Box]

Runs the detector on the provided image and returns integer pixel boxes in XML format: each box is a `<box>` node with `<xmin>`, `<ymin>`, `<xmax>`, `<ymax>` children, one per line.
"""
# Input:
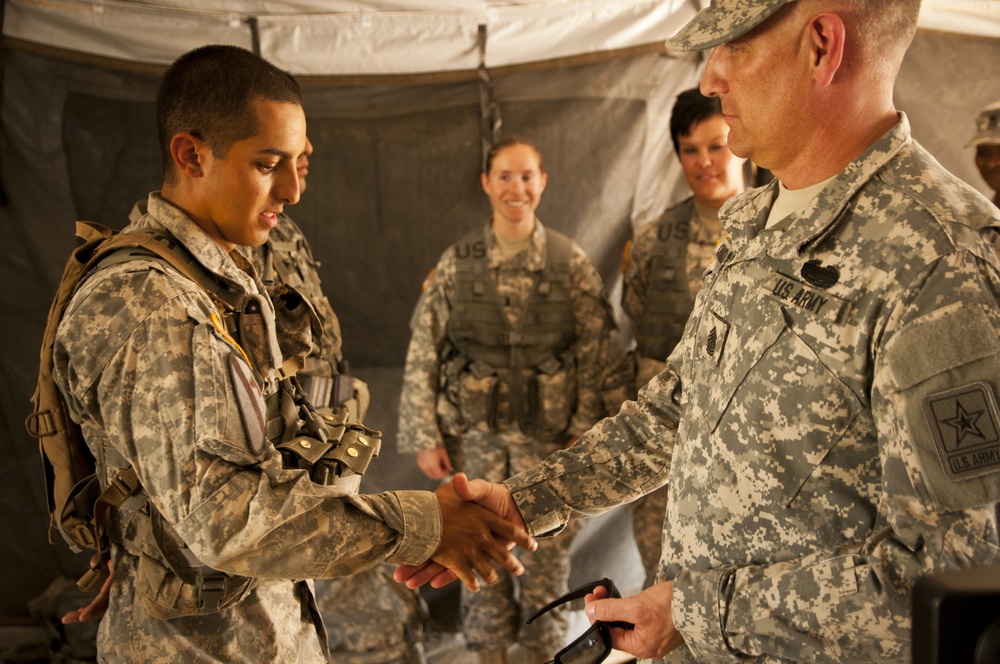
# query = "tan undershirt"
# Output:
<box><xmin>766</xmin><ymin>175</ymin><xmax>836</xmax><ymax>228</ymax></box>
<box><xmin>493</xmin><ymin>227</ymin><xmax>533</xmax><ymax>260</ymax></box>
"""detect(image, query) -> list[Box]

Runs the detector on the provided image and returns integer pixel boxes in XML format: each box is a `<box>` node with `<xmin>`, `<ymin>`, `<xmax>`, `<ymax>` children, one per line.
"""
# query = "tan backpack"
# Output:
<box><xmin>25</xmin><ymin>221</ymin><xmax>207</xmax><ymax>591</ymax></box>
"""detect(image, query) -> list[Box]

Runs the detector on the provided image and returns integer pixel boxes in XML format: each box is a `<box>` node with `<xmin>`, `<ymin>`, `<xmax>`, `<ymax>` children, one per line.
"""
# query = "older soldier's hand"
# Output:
<box><xmin>585</xmin><ymin>581</ymin><xmax>685</xmax><ymax>659</ymax></box>
<box><xmin>430</xmin><ymin>476</ymin><xmax>536</xmax><ymax>592</ymax></box>
<box><xmin>397</xmin><ymin>473</ymin><xmax>529</xmax><ymax>589</ymax></box>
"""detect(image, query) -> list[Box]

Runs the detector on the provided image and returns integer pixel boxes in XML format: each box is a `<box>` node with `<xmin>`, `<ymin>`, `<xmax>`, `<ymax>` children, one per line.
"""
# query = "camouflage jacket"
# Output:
<box><xmin>398</xmin><ymin>220</ymin><xmax>612</xmax><ymax>453</ymax></box>
<box><xmin>505</xmin><ymin>115</ymin><xmax>1000</xmax><ymax>663</ymax></box>
<box><xmin>52</xmin><ymin>193</ymin><xmax>440</xmax><ymax>663</ymax></box>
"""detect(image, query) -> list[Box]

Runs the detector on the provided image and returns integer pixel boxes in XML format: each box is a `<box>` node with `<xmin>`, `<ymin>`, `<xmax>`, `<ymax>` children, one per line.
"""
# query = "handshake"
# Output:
<box><xmin>393</xmin><ymin>473</ymin><xmax>534</xmax><ymax>593</ymax></box>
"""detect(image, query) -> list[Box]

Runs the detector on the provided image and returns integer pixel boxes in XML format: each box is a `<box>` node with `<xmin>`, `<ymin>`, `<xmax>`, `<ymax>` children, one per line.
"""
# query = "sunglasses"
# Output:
<box><xmin>525</xmin><ymin>577</ymin><xmax>633</xmax><ymax>664</ymax></box>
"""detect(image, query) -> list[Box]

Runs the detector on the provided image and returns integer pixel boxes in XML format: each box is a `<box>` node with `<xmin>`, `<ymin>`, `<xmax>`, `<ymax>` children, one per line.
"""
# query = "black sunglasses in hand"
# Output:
<box><xmin>526</xmin><ymin>577</ymin><xmax>634</xmax><ymax>664</ymax></box>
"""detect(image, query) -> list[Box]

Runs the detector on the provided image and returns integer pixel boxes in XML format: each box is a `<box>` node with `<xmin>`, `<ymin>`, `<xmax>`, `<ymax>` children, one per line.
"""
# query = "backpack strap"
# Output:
<box><xmin>25</xmin><ymin>221</ymin><xmax>228</xmax><ymax>591</ymax></box>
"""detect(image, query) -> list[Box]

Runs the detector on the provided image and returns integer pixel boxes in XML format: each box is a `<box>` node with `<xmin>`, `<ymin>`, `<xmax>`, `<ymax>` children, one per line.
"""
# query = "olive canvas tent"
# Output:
<box><xmin>0</xmin><ymin>0</ymin><xmax>999</xmax><ymax>626</ymax></box>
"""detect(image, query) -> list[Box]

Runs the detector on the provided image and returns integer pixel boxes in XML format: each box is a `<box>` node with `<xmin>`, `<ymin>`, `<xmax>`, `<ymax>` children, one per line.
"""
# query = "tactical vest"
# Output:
<box><xmin>251</xmin><ymin>215</ymin><xmax>354</xmax><ymax>410</ymax></box>
<box><xmin>443</xmin><ymin>228</ymin><xmax>577</xmax><ymax>439</ymax></box>
<box><xmin>36</xmin><ymin>221</ymin><xmax>378</xmax><ymax>616</ymax></box>
<box><xmin>633</xmin><ymin>198</ymin><xmax>698</xmax><ymax>361</ymax></box>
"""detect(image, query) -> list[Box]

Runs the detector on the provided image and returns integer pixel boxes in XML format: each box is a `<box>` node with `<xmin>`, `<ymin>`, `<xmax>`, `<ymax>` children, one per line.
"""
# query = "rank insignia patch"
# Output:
<box><xmin>924</xmin><ymin>382</ymin><xmax>1000</xmax><ymax>481</ymax></box>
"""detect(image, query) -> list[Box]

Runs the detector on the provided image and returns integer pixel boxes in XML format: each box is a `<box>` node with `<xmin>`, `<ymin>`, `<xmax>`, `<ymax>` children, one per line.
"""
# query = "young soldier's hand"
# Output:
<box><xmin>426</xmin><ymin>479</ymin><xmax>536</xmax><ymax>592</ymax></box>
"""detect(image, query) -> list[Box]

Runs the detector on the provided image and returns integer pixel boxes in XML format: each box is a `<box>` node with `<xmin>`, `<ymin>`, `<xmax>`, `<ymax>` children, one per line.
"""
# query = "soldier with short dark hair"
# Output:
<box><xmin>52</xmin><ymin>44</ymin><xmax>533</xmax><ymax>663</ymax></box>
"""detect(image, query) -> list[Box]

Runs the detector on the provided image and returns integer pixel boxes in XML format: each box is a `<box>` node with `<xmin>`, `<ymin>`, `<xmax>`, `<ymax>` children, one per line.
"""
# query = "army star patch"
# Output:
<box><xmin>924</xmin><ymin>382</ymin><xmax>1000</xmax><ymax>481</ymax></box>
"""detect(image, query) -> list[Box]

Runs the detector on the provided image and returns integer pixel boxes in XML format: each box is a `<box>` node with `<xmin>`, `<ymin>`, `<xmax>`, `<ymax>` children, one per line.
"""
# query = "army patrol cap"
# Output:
<box><xmin>666</xmin><ymin>0</ymin><xmax>799</xmax><ymax>51</ymax></box>
<box><xmin>967</xmin><ymin>100</ymin><xmax>1000</xmax><ymax>148</ymax></box>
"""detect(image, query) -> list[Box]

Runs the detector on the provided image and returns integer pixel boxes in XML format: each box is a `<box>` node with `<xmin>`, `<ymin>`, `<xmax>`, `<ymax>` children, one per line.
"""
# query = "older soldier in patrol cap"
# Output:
<box><xmin>398</xmin><ymin>135</ymin><xmax>613</xmax><ymax>664</ymax></box>
<box><xmin>52</xmin><ymin>44</ymin><xmax>534</xmax><ymax>663</ymax></box>
<box><xmin>969</xmin><ymin>100</ymin><xmax>1000</xmax><ymax>208</ymax></box>
<box><xmin>397</xmin><ymin>1</ymin><xmax>1000</xmax><ymax>662</ymax></box>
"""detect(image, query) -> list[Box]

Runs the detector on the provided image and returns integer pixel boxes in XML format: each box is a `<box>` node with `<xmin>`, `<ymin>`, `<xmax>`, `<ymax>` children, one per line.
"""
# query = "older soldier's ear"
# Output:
<box><xmin>806</xmin><ymin>12</ymin><xmax>845</xmax><ymax>86</ymax></box>
<box><xmin>169</xmin><ymin>132</ymin><xmax>206</xmax><ymax>178</ymax></box>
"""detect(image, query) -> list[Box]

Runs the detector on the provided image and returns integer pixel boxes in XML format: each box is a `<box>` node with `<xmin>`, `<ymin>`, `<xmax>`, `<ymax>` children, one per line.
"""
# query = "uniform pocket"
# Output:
<box><xmin>688</xmin><ymin>302</ymin><xmax>862</xmax><ymax>507</ymax></box>
<box><xmin>530</xmin><ymin>352</ymin><xmax>577</xmax><ymax>441</ymax></box>
<box><xmin>456</xmin><ymin>360</ymin><xmax>499</xmax><ymax>429</ymax></box>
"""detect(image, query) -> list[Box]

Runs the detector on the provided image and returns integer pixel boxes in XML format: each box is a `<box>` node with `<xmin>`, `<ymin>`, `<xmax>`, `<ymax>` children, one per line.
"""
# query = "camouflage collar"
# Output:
<box><xmin>485</xmin><ymin>218</ymin><xmax>549</xmax><ymax>271</ymax></box>
<box><xmin>134</xmin><ymin>192</ymin><xmax>262</xmax><ymax>296</ymax></box>
<box><xmin>723</xmin><ymin>112</ymin><xmax>911</xmax><ymax>259</ymax></box>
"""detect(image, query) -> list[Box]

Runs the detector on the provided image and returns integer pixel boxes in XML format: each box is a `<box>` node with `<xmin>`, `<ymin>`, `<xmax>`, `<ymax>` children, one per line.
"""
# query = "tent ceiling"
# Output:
<box><xmin>6</xmin><ymin>0</ymin><xmax>1000</xmax><ymax>76</ymax></box>
<box><xmin>3</xmin><ymin>0</ymin><xmax>699</xmax><ymax>75</ymax></box>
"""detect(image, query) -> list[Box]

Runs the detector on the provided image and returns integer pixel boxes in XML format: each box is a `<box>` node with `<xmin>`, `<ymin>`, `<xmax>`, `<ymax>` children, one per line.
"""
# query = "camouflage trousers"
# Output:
<box><xmin>629</xmin><ymin>484</ymin><xmax>669</xmax><ymax>588</ymax></box>
<box><xmin>316</xmin><ymin>564</ymin><xmax>429</xmax><ymax>663</ymax></box>
<box><xmin>456</xmin><ymin>430</ymin><xmax>579</xmax><ymax>653</ymax></box>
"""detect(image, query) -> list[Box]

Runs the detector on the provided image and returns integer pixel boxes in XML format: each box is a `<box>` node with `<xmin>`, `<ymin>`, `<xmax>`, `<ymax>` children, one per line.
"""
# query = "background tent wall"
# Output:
<box><xmin>0</xmin><ymin>43</ymin><xmax>701</xmax><ymax>618</ymax></box>
<box><xmin>1</xmin><ymin>17</ymin><xmax>999</xmax><ymax>625</ymax></box>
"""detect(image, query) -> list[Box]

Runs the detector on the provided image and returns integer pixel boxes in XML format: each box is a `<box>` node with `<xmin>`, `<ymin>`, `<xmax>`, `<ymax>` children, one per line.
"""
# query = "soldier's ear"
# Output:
<box><xmin>806</xmin><ymin>12</ymin><xmax>845</xmax><ymax>87</ymax></box>
<box><xmin>170</xmin><ymin>132</ymin><xmax>207</xmax><ymax>179</ymax></box>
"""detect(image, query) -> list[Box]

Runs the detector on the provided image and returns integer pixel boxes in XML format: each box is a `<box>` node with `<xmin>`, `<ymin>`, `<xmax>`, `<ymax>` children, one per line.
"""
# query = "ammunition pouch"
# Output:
<box><xmin>269</xmin><ymin>283</ymin><xmax>321</xmax><ymax>365</ymax></box>
<box><xmin>270</xmin><ymin>377</ymin><xmax>381</xmax><ymax>493</ymax></box>
<box><xmin>455</xmin><ymin>359</ymin><xmax>501</xmax><ymax>433</ymax></box>
<box><xmin>436</xmin><ymin>350</ymin><xmax>468</xmax><ymax>437</ymax></box>
<box><xmin>527</xmin><ymin>351</ymin><xmax>576</xmax><ymax>442</ymax></box>
<box><xmin>442</xmin><ymin>351</ymin><xmax>576</xmax><ymax>441</ymax></box>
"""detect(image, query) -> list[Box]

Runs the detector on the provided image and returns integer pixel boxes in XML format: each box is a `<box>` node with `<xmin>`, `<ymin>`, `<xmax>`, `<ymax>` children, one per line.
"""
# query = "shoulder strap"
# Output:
<box><xmin>24</xmin><ymin>221</ymin><xmax>229</xmax><ymax>590</ymax></box>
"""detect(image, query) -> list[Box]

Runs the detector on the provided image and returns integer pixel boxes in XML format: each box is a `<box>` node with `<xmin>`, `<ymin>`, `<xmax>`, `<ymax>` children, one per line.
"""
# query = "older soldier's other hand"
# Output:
<box><xmin>429</xmin><ymin>476</ymin><xmax>536</xmax><ymax>592</ymax></box>
<box><xmin>585</xmin><ymin>581</ymin><xmax>685</xmax><ymax>659</ymax></box>
<box><xmin>398</xmin><ymin>473</ymin><xmax>530</xmax><ymax>589</ymax></box>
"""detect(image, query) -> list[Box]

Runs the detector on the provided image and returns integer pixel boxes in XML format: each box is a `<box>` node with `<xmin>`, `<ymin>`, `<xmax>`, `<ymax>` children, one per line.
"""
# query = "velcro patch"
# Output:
<box><xmin>229</xmin><ymin>353</ymin><xmax>267</xmax><ymax>457</ymax></box>
<box><xmin>924</xmin><ymin>382</ymin><xmax>1000</xmax><ymax>481</ymax></box>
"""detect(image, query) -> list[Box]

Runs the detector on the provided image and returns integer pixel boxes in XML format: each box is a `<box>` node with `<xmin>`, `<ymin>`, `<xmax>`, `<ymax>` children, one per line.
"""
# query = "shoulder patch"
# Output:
<box><xmin>924</xmin><ymin>382</ymin><xmax>1000</xmax><ymax>481</ymax></box>
<box><xmin>229</xmin><ymin>353</ymin><xmax>267</xmax><ymax>456</ymax></box>
<box><xmin>620</xmin><ymin>239</ymin><xmax>631</xmax><ymax>274</ymax></box>
<box><xmin>421</xmin><ymin>268</ymin><xmax>436</xmax><ymax>292</ymax></box>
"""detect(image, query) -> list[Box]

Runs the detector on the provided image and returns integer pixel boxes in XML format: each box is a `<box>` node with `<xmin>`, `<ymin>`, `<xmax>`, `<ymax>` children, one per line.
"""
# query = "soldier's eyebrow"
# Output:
<box><xmin>257</xmin><ymin>148</ymin><xmax>293</xmax><ymax>160</ymax></box>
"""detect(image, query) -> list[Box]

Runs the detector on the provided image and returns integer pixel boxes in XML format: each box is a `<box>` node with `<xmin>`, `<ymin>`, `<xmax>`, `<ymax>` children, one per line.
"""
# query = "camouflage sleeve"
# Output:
<box><xmin>621</xmin><ymin>220</ymin><xmax>659</xmax><ymax>330</ymax></box>
<box><xmin>506</xmin><ymin>366</ymin><xmax>681</xmax><ymax>536</ymax></box>
<box><xmin>674</xmin><ymin>251</ymin><xmax>1000</xmax><ymax>663</ymax></box>
<box><xmin>567</xmin><ymin>247</ymin><xmax>615</xmax><ymax>434</ymax></box>
<box><xmin>73</xmin><ymin>268</ymin><xmax>441</xmax><ymax>578</ymax></box>
<box><xmin>397</xmin><ymin>253</ymin><xmax>455</xmax><ymax>454</ymax></box>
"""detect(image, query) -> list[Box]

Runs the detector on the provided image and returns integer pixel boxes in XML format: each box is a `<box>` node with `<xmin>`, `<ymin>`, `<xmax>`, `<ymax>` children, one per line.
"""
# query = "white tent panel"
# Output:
<box><xmin>3</xmin><ymin>0</ymin><xmax>255</xmax><ymax>64</ymax></box>
<box><xmin>260</xmin><ymin>11</ymin><xmax>484</xmax><ymax>74</ymax></box>
<box><xmin>920</xmin><ymin>0</ymin><xmax>1000</xmax><ymax>38</ymax></box>
<box><xmin>5</xmin><ymin>0</ymin><xmax>697</xmax><ymax>74</ymax></box>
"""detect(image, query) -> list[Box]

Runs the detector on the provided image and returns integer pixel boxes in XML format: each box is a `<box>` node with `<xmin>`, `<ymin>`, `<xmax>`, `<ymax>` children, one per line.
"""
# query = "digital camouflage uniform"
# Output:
<box><xmin>398</xmin><ymin>221</ymin><xmax>612</xmax><ymax>654</ymax></box>
<box><xmin>504</xmin><ymin>115</ymin><xmax>1000</xmax><ymax>663</ymax></box>
<box><xmin>249</xmin><ymin>214</ymin><xmax>428</xmax><ymax>664</ymax></box>
<box><xmin>621</xmin><ymin>196</ymin><xmax>725</xmax><ymax>586</ymax></box>
<box><xmin>53</xmin><ymin>193</ymin><xmax>441</xmax><ymax>663</ymax></box>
